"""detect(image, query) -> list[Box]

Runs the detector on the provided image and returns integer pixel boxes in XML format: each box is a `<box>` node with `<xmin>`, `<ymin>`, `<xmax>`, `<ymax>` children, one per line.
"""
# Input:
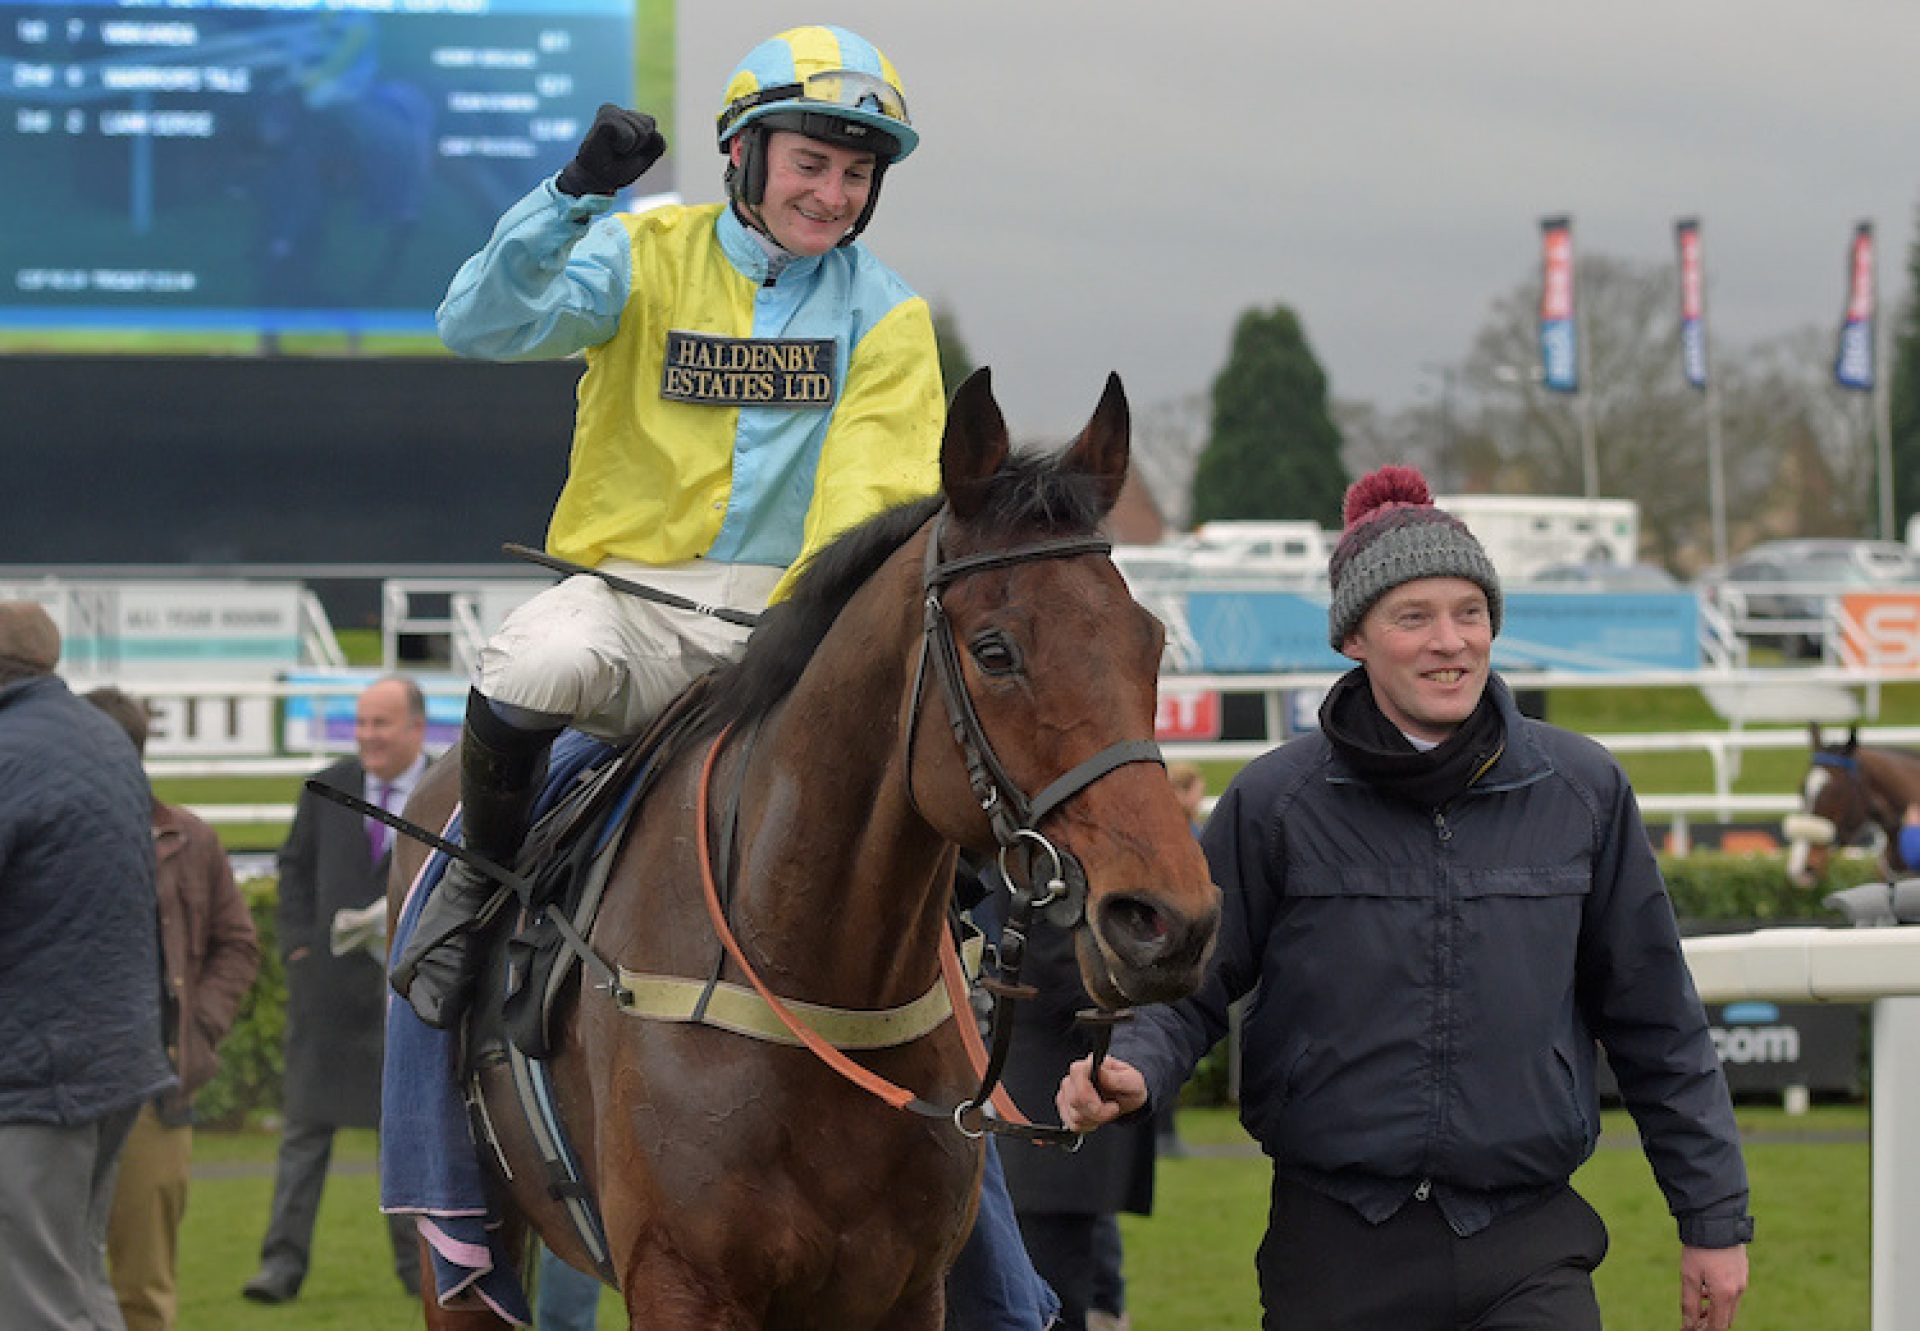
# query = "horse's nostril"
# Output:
<box><xmin>1101</xmin><ymin>896</ymin><xmax>1171</xmax><ymax>963</ymax></box>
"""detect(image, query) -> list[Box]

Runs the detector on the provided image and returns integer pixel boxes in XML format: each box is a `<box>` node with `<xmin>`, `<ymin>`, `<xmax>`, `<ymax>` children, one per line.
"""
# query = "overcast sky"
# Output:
<box><xmin>674</xmin><ymin>3</ymin><xmax>1920</xmax><ymax>442</ymax></box>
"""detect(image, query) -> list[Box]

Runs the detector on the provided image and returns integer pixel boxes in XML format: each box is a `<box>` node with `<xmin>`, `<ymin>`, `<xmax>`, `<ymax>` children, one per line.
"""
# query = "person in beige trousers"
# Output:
<box><xmin>89</xmin><ymin>687</ymin><xmax>260</xmax><ymax>1331</ymax></box>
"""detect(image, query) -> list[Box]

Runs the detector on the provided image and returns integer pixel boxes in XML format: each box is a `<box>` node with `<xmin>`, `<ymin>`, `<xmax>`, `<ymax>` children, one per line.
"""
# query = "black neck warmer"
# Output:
<box><xmin>1318</xmin><ymin>668</ymin><xmax>1506</xmax><ymax>810</ymax></box>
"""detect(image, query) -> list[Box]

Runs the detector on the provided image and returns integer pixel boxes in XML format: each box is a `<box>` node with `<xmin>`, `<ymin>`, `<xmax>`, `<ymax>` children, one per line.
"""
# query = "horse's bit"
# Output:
<box><xmin>905</xmin><ymin>508</ymin><xmax>1167</xmax><ymax>1140</ymax></box>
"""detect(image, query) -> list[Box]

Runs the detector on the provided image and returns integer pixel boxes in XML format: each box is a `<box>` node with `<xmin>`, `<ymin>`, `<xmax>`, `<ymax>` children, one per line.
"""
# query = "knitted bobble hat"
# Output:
<box><xmin>1325</xmin><ymin>465</ymin><xmax>1503</xmax><ymax>649</ymax></box>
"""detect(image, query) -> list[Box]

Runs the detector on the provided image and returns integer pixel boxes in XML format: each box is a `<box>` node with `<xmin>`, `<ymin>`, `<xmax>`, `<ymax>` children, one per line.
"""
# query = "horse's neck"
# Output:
<box><xmin>725</xmin><ymin>583</ymin><xmax>955</xmax><ymax>1010</ymax></box>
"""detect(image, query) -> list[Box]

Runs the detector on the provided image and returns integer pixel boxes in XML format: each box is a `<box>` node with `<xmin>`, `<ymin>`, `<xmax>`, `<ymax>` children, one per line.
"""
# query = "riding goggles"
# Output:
<box><xmin>718</xmin><ymin>69</ymin><xmax>911</xmax><ymax>142</ymax></box>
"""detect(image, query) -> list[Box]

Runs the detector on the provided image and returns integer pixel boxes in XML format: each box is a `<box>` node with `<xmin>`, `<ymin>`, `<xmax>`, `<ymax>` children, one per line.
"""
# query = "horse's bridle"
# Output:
<box><xmin>905</xmin><ymin>507</ymin><xmax>1165</xmax><ymax>912</ymax></box>
<box><xmin>903</xmin><ymin>508</ymin><xmax>1166</xmax><ymax>1140</ymax></box>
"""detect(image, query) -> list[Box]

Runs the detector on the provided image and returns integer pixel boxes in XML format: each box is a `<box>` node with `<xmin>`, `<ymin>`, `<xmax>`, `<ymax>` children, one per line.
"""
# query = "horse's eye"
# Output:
<box><xmin>969</xmin><ymin>632</ymin><xmax>1022</xmax><ymax>676</ymax></box>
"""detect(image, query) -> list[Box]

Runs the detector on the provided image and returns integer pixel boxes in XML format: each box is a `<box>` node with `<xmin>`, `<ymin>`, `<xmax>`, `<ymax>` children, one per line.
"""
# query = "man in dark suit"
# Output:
<box><xmin>243</xmin><ymin>677</ymin><xmax>429</xmax><ymax>1304</ymax></box>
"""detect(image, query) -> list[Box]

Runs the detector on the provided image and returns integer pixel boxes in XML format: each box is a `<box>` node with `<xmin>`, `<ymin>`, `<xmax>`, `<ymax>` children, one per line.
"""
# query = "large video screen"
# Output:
<box><xmin>1</xmin><ymin>0</ymin><xmax>650</xmax><ymax>335</ymax></box>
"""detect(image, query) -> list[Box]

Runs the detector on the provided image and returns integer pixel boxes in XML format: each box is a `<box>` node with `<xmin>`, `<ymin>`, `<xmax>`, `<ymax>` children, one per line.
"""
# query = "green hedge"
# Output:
<box><xmin>194</xmin><ymin>879</ymin><xmax>287</xmax><ymax>1129</ymax></box>
<box><xmin>1663</xmin><ymin>849</ymin><xmax>1884</xmax><ymax>925</ymax></box>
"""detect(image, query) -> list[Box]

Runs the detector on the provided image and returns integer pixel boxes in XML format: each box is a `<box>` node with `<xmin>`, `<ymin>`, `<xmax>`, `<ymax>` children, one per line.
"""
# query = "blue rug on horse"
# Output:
<box><xmin>381</xmin><ymin>729</ymin><xmax>617</xmax><ymax>1325</ymax></box>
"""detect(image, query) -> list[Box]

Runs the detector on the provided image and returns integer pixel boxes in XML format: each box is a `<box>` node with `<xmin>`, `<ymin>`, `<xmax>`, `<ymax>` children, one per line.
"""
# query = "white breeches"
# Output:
<box><xmin>477</xmin><ymin>559</ymin><xmax>782</xmax><ymax>740</ymax></box>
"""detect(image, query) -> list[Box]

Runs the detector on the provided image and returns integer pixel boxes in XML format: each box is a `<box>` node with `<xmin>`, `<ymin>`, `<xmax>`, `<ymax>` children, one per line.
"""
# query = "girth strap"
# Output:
<box><xmin>614</xmin><ymin>968</ymin><xmax>955</xmax><ymax>1049</ymax></box>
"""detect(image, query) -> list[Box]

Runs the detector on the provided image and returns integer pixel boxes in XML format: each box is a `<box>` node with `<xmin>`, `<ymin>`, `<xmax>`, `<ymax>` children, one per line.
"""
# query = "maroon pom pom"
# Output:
<box><xmin>1341</xmin><ymin>464</ymin><xmax>1433</xmax><ymax>530</ymax></box>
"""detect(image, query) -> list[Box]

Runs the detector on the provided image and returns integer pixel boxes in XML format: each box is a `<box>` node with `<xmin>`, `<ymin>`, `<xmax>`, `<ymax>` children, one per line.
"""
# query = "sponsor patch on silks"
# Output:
<box><xmin>660</xmin><ymin>331</ymin><xmax>838</xmax><ymax>407</ymax></box>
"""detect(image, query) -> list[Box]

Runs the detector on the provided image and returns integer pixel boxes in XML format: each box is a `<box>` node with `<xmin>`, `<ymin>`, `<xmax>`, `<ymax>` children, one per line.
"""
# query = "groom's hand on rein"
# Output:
<box><xmin>1057</xmin><ymin>1054</ymin><xmax>1147</xmax><ymax>1132</ymax></box>
<box><xmin>557</xmin><ymin>104</ymin><xmax>666</xmax><ymax>197</ymax></box>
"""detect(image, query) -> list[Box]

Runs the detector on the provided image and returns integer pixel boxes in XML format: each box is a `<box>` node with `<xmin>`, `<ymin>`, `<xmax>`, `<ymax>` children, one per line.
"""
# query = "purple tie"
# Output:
<box><xmin>368</xmin><ymin>782</ymin><xmax>393</xmax><ymax>862</ymax></box>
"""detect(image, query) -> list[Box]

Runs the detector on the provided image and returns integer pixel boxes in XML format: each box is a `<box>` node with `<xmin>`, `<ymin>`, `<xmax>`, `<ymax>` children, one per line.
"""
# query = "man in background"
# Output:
<box><xmin>0</xmin><ymin>603</ymin><xmax>173</xmax><ymax>1329</ymax></box>
<box><xmin>88</xmin><ymin>687</ymin><xmax>260</xmax><ymax>1331</ymax></box>
<box><xmin>242</xmin><ymin>676</ymin><xmax>428</xmax><ymax>1303</ymax></box>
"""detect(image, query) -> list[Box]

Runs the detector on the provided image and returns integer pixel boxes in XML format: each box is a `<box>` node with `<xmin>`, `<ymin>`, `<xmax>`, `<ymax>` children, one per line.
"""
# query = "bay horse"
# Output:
<box><xmin>1784</xmin><ymin>723</ymin><xmax>1920</xmax><ymax>887</ymax></box>
<box><xmin>393</xmin><ymin>368</ymin><xmax>1221</xmax><ymax>1329</ymax></box>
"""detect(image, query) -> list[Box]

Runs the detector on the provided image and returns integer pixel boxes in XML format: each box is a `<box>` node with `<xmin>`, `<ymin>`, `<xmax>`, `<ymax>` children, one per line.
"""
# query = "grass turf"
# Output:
<box><xmin>174</xmin><ymin>1106</ymin><xmax>1862</xmax><ymax>1329</ymax></box>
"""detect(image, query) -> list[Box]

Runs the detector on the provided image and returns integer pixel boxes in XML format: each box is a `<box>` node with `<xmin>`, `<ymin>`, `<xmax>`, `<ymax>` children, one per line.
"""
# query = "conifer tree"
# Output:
<box><xmin>1190</xmin><ymin>304</ymin><xmax>1347</xmax><ymax>526</ymax></box>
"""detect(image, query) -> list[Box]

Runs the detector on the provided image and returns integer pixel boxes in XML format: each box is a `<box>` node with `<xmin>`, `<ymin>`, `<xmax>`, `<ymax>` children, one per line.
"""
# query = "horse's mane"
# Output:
<box><xmin>696</xmin><ymin>452</ymin><xmax>1115</xmax><ymax>732</ymax></box>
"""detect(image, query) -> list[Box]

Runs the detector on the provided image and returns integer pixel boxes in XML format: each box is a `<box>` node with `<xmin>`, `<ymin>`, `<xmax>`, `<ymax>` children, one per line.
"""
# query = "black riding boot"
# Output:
<box><xmin>391</xmin><ymin>691</ymin><xmax>558</xmax><ymax>1029</ymax></box>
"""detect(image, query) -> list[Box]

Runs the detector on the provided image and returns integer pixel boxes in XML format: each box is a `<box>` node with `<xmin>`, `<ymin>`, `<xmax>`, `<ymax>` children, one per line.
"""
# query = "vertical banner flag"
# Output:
<box><xmin>1675</xmin><ymin>218</ymin><xmax>1708</xmax><ymax>390</ymax></box>
<box><xmin>1834</xmin><ymin>221</ymin><xmax>1875</xmax><ymax>391</ymax></box>
<box><xmin>1539</xmin><ymin>216</ymin><xmax>1578</xmax><ymax>393</ymax></box>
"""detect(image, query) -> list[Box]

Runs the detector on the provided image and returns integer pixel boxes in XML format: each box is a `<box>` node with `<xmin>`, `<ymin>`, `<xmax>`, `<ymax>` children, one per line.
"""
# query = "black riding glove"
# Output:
<box><xmin>555</xmin><ymin>104</ymin><xmax>666</xmax><ymax>198</ymax></box>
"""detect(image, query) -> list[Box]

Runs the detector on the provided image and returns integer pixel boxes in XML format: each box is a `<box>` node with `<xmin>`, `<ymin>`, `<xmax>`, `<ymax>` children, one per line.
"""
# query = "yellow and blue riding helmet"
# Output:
<box><xmin>716</xmin><ymin>25</ymin><xmax>915</xmax><ymax>244</ymax></box>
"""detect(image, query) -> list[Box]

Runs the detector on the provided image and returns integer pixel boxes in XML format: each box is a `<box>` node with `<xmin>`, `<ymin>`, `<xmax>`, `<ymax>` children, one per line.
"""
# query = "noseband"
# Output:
<box><xmin>905</xmin><ymin>508</ymin><xmax>1165</xmax><ymax>919</ymax></box>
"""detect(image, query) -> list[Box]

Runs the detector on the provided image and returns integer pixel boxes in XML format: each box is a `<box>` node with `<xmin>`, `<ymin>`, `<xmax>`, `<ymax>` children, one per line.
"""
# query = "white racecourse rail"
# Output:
<box><xmin>1684</xmin><ymin>926</ymin><xmax>1920</xmax><ymax>1331</ymax></box>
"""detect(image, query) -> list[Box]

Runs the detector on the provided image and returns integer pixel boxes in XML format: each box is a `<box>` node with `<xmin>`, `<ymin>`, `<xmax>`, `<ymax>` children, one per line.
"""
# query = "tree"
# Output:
<box><xmin>1189</xmin><ymin>305</ymin><xmax>1347</xmax><ymax>527</ymax></box>
<box><xmin>929</xmin><ymin>304</ymin><xmax>976</xmax><ymax>403</ymax></box>
<box><xmin>1457</xmin><ymin>256</ymin><xmax>1710</xmax><ymax>566</ymax></box>
<box><xmin>1724</xmin><ymin>328</ymin><xmax>1876</xmax><ymax>541</ymax></box>
<box><xmin>1447</xmin><ymin>255</ymin><xmax>1879</xmax><ymax>571</ymax></box>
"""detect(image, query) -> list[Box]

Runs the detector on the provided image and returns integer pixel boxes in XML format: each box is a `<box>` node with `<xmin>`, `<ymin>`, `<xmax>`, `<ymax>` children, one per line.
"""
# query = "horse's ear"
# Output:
<box><xmin>1846</xmin><ymin>726</ymin><xmax>1860</xmax><ymax>754</ymax></box>
<box><xmin>1809</xmin><ymin>722</ymin><xmax>1823</xmax><ymax>751</ymax></box>
<box><xmin>1059</xmin><ymin>372</ymin><xmax>1130</xmax><ymax>519</ymax></box>
<box><xmin>941</xmin><ymin>367</ymin><xmax>1009</xmax><ymax>521</ymax></box>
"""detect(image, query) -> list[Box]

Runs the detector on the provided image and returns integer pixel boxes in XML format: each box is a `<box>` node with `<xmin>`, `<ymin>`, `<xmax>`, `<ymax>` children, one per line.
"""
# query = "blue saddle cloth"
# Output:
<box><xmin>380</xmin><ymin>729</ymin><xmax>616</xmax><ymax>1325</ymax></box>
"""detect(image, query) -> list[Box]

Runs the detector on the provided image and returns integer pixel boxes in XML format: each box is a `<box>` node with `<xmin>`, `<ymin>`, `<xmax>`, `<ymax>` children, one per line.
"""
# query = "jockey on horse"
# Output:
<box><xmin>392</xmin><ymin>25</ymin><xmax>944</xmax><ymax>1028</ymax></box>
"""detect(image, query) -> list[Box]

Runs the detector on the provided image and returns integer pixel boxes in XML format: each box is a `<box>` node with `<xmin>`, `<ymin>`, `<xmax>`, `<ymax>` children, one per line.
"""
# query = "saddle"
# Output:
<box><xmin>472</xmin><ymin>675</ymin><xmax>719</xmax><ymax>1064</ymax></box>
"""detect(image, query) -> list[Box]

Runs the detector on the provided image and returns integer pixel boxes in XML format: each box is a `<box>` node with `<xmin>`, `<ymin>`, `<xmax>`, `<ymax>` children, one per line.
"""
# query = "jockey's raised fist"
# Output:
<box><xmin>557</xmin><ymin>105</ymin><xmax>666</xmax><ymax>198</ymax></box>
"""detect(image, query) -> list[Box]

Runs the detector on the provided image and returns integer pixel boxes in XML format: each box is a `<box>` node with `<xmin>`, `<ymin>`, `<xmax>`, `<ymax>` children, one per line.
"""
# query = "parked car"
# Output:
<box><xmin>1698</xmin><ymin>538</ymin><xmax>1920</xmax><ymax>657</ymax></box>
<box><xmin>1527</xmin><ymin>560</ymin><xmax>1681</xmax><ymax>591</ymax></box>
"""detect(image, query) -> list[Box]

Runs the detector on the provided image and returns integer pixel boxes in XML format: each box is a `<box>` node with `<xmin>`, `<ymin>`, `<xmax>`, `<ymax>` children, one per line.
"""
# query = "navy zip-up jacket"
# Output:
<box><xmin>1115</xmin><ymin>676</ymin><xmax>1752</xmax><ymax>1247</ymax></box>
<box><xmin>0</xmin><ymin>674</ymin><xmax>174</xmax><ymax>1125</ymax></box>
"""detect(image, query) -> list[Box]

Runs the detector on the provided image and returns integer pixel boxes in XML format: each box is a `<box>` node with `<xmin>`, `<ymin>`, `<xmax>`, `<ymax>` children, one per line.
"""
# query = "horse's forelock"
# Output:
<box><xmin>965</xmin><ymin>450</ymin><xmax>1113</xmax><ymax>540</ymax></box>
